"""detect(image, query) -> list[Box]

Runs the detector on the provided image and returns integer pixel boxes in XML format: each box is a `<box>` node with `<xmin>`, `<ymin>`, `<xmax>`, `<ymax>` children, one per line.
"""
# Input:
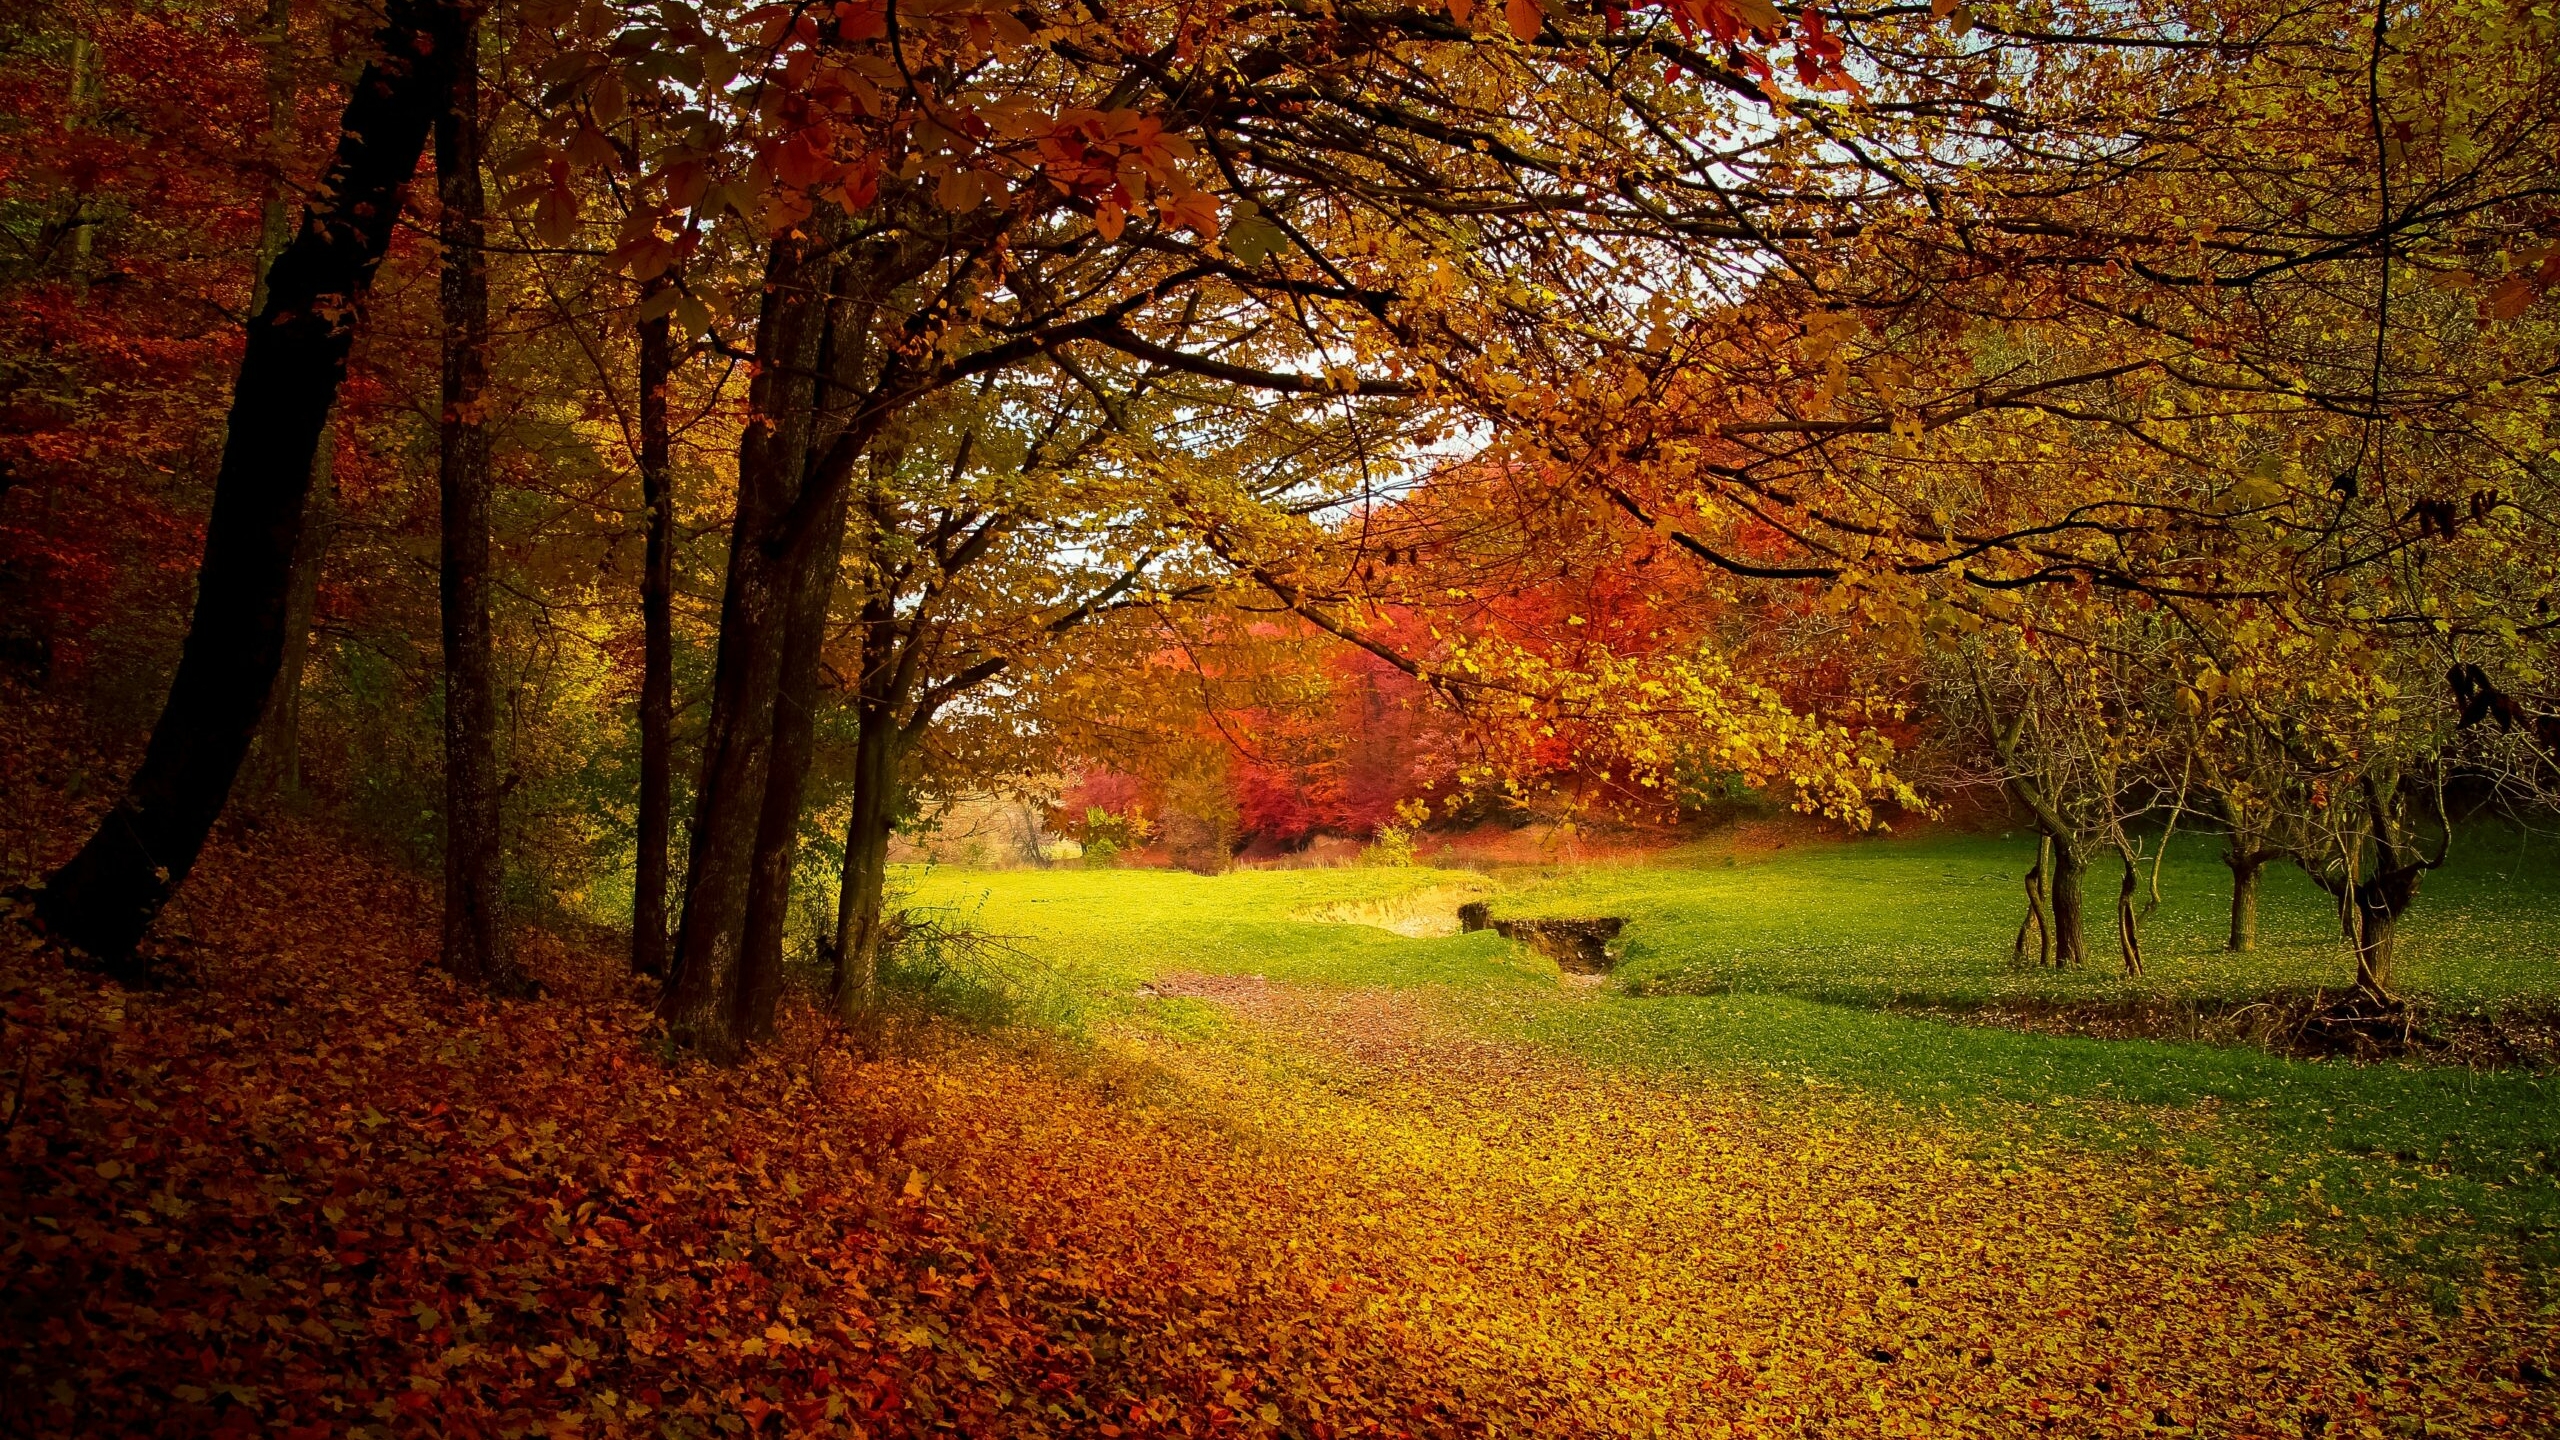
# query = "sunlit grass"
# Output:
<box><xmin>1497</xmin><ymin>824</ymin><xmax>2560</xmax><ymax>1009</ymax></box>
<box><xmin>904</xmin><ymin>828</ymin><xmax>2560</xmax><ymax>1280</ymax></box>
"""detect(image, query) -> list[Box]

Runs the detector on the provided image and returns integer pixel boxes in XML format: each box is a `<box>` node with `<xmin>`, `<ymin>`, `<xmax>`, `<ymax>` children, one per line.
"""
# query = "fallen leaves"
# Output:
<box><xmin>4</xmin><ymin>686</ymin><xmax>2557</xmax><ymax>1437</ymax></box>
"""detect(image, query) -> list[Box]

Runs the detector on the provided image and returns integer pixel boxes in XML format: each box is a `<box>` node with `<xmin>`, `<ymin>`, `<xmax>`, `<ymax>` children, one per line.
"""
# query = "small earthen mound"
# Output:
<box><xmin>1459</xmin><ymin>905</ymin><xmax>1625</xmax><ymax>974</ymax></box>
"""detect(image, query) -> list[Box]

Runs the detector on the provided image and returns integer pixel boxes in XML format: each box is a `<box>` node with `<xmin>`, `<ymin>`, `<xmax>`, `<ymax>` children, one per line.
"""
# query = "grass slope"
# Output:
<box><xmin>907</xmin><ymin>836</ymin><xmax>2560</xmax><ymax>1283</ymax></box>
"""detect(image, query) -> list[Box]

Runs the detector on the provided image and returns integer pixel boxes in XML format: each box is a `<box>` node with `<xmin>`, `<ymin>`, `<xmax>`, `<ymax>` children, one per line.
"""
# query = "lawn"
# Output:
<box><xmin>904</xmin><ymin>827</ymin><xmax>2560</xmax><ymax>1283</ymax></box>
<box><xmin>1500</xmin><ymin>823</ymin><xmax>2560</xmax><ymax>1010</ymax></box>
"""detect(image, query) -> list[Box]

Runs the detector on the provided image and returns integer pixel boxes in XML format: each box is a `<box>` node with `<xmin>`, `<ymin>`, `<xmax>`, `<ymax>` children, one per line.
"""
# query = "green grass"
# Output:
<box><xmin>901</xmin><ymin>863</ymin><xmax>1523</xmax><ymax>1002</ymax></box>
<box><xmin>1495</xmin><ymin>824</ymin><xmax>2560</xmax><ymax>1010</ymax></box>
<box><xmin>902</xmin><ymin>829</ymin><xmax>2560</xmax><ymax>1281</ymax></box>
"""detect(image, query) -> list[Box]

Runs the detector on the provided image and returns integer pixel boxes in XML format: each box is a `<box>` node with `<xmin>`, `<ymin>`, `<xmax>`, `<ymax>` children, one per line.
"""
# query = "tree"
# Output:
<box><xmin>34</xmin><ymin>0</ymin><xmax>471</xmax><ymax>965</ymax></box>
<box><xmin>632</xmin><ymin>277</ymin><xmax>677</xmax><ymax>977</ymax></box>
<box><xmin>436</xmin><ymin>3</ymin><xmax>520</xmax><ymax>991</ymax></box>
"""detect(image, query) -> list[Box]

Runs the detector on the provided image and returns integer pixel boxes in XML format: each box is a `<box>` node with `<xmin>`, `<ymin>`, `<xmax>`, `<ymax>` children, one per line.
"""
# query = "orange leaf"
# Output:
<box><xmin>2482</xmin><ymin>275</ymin><xmax>2537</xmax><ymax>324</ymax></box>
<box><xmin>1506</xmin><ymin>0</ymin><xmax>1543</xmax><ymax>40</ymax></box>
<box><xmin>534</xmin><ymin>186</ymin><xmax>580</xmax><ymax>246</ymax></box>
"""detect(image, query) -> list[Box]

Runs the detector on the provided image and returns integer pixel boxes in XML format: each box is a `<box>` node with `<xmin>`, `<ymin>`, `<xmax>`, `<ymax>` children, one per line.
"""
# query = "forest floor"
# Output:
<box><xmin>8</xmin><ymin>677</ymin><xmax>2560</xmax><ymax>1438</ymax></box>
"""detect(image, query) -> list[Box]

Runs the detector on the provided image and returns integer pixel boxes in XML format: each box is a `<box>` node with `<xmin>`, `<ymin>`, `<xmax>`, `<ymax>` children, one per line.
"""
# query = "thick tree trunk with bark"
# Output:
<box><xmin>2048</xmin><ymin>839</ymin><xmax>2089</xmax><ymax>968</ymax></box>
<box><xmin>35</xmin><ymin>0</ymin><xmax>465</xmax><ymax>965</ymax></box>
<box><xmin>734</xmin><ymin>463</ymin><xmax>855</xmax><ymax>1043</ymax></box>
<box><xmin>434</xmin><ymin>15</ymin><xmax>515</xmax><ymax>992</ymax></box>
<box><xmin>2346</xmin><ymin>863</ymin><xmax>2423</xmax><ymax>1001</ymax></box>
<box><xmin>2225</xmin><ymin>848</ymin><xmax>2266</xmax><ymax>952</ymax></box>
<box><xmin>735</xmin><ymin>271</ymin><xmax>872</xmax><ymax>1042</ymax></box>
<box><xmin>659</xmin><ymin>228</ymin><xmax>837</xmax><ymax>1060</ymax></box>
<box><xmin>632</xmin><ymin>286</ymin><xmax>674</xmax><ymax>979</ymax></box>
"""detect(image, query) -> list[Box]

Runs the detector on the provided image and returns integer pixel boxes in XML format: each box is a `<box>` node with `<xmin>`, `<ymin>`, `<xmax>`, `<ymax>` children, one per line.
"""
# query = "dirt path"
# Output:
<box><xmin>1116</xmin><ymin>972</ymin><xmax>2559</xmax><ymax>1438</ymax></box>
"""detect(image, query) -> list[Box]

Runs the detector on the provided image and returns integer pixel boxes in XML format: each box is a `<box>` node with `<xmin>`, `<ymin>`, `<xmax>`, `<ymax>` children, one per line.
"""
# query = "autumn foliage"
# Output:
<box><xmin>11</xmin><ymin>683</ymin><xmax>2560</xmax><ymax>1436</ymax></box>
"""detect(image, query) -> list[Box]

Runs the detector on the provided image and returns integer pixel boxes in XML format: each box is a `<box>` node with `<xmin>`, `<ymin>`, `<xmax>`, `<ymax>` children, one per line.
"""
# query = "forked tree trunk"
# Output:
<box><xmin>734</xmin><ymin>459</ymin><xmax>855</xmax><ymax>1043</ymax></box>
<box><xmin>36</xmin><ymin>0</ymin><xmax>465</xmax><ymax>964</ymax></box>
<box><xmin>434</xmin><ymin>14</ymin><xmax>516</xmax><ymax>992</ymax></box>
<box><xmin>660</xmin><ymin>228</ymin><xmax>836</xmax><ymax>1061</ymax></box>
<box><xmin>632</xmin><ymin>283</ymin><xmax>674</xmax><ymax>978</ymax></box>
<box><xmin>2225</xmin><ymin>848</ymin><xmax>2265</xmax><ymax>953</ymax></box>
<box><xmin>735</xmin><ymin>271</ymin><xmax>871</xmax><ymax>1042</ymax></box>
<box><xmin>2048</xmin><ymin>839</ymin><xmax>2089</xmax><ymax>968</ymax></box>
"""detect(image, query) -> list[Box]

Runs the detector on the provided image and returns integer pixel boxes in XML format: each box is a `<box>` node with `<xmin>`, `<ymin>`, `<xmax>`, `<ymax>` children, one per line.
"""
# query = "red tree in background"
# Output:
<box><xmin>0</xmin><ymin>3</ymin><xmax>282</xmax><ymax>684</ymax></box>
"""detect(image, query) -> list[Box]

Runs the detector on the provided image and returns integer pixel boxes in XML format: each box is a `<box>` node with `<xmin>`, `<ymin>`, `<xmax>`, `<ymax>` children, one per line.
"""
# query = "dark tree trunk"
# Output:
<box><xmin>632</xmin><ymin>282</ymin><xmax>675</xmax><ymax>978</ymax></box>
<box><xmin>2224</xmin><ymin>848</ymin><xmax>2265</xmax><ymax>953</ymax></box>
<box><xmin>830</xmin><ymin>680</ymin><xmax>902</xmax><ymax>1027</ymax></box>
<box><xmin>2049</xmin><ymin>840</ymin><xmax>2089</xmax><ymax>968</ymax></box>
<box><xmin>733</xmin><ymin>460</ymin><xmax>855</xmax><ymax>1043</ymax></box>
<box><xmin>2350</xmin><ymin>900</ymin><xmax>2398</xmax><ymax>1001</ymax></box>
<box><xmin>35</xmin><ymin>0</ymin><xmax>466</xmax><ymax>964</ymax></box>
<box><xmin>659</xmin><ymin>228</ymin><xmax>836</xmax><ymax>1061</ymax></box>
<box><xmin>735</xmin><ymin>266</ymin><xmax>878</xmax><ymax>1041</ymax></box>
<box><xmin>434</xmin><ymin>14</ymin><xmax>514</xmax><ymax>992</ymax></box>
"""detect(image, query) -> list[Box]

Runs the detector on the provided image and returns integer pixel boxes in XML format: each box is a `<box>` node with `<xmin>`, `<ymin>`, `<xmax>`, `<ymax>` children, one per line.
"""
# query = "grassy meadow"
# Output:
<box><xmin>901</xmin><ymin>825</ymin><xmax>2560</xmax><ymax>1284</ymax></box>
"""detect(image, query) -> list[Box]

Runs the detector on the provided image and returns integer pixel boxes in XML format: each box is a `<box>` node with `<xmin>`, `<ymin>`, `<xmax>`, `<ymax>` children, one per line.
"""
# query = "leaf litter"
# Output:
<box><xmin>3</xmin><ymin>691</ymin><xmax>2555</xmax><ymax>1437</ymax></box>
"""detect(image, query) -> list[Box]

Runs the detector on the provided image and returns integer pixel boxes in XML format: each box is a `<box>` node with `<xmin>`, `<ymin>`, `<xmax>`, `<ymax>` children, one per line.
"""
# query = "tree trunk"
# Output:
<box><xmin>2349</xmin><ymin>901</ymin><xmax>2396</xmax><ymax>1001</ymax></box>
<box><xmin>2049</xmin><ymin>840</ymin><xmax>2089</xmax><ymax>968</ymax></box>
<box><xmin>2225</xmin><ymin>848</ymin><xmax>2264</xmax><ymax>953</ymax></box>
<box><xmin>235</xmin><ymin>0</ymin><xmax>321</xmax><ymax>814</ymax></box>
<box><xmin>659</xmin><ymin>227</ymin><xmax>837</xmax><ymax>1060</ymax></box>
<box><xmin>2114</xmin><ymin>843</ymin><xmax>2144</xmax><ymax>978</ymax></box>
<box><xmin>66</xmin><ymin>38</ymin><xmax>101</xmax><ymax>299</ymax></box>
<box><xmin>35</xmin><ymin>0</ymin><xmax>466</xmax><ymax>965</ymax></box>
<box><xmin>734</xmin><ymin>267</ymin><xmax>872</xmax><ymax>1042</ymax></box>
<box><xmin>250</xmin><ymin>0</ymin><xmax>295</xmax><ymax>313</ymax></box>
<box><xmin>2347</xmin><ymin>862</ymin><xmax>2423</xmax><ymax>1003</ymax></box>
<box><xmin>830</xmin><ymin>687</ymin><xmax>902</xmax><ymax>1026</ymax></box>
<box><xmin>733</xmin><ymin>453</ymin><xmax>855</xmax><ymax>1043</ymax></box>
<box><xmin>434</xmin><ymin>14</ymin><xmax>515</xmax><ymax>992</ymax></box>
<box><xmin>2013</xmin><ymin>834</ymin><xmax>2051</xmax><ymax>967</ymax></box>
<box><xmin>632</xmin><ymin>283</ymin><xmax>675</xmax><ymax>978</ymax></box>
<box><xmin>239</xmin><ymin>430</ymin><xmax>333</xmax><ymax>809</ymax></box>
